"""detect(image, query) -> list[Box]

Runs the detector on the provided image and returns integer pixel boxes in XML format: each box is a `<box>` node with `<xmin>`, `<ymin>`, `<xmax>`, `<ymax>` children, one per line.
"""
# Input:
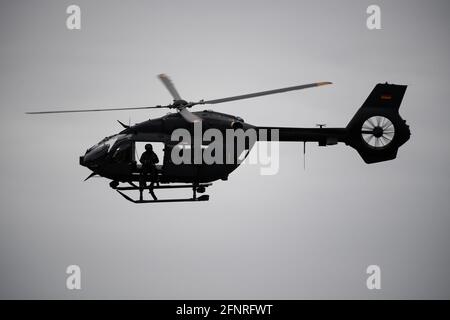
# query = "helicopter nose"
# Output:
<box><xmin>81</xmin><ymin>144</ymin><xmax>108</xmax><ymax>167</ymax></box>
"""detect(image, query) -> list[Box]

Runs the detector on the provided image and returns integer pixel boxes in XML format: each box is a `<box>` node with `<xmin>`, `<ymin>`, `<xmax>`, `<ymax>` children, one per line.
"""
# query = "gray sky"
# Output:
<box><xmin>0</xmin><ymin>0</ymin><xmax>449</xmax><ymax>299</ymax></box>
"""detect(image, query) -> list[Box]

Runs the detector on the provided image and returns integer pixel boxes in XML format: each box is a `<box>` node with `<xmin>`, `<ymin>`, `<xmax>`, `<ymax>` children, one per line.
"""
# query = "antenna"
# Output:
<box><xmin>303</xmin><ymin>142</ymin><xmax>306</xmax><ymax>170</ymax></box>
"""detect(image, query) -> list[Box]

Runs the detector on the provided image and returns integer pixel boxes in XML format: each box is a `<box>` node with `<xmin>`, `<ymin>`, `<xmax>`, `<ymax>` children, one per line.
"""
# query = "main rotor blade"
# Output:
<box><xmin>158</xmin><ymin>74</ymin><xmax>182</xmax><ymax>101</ymax></box>
<box><xmin>26</xmin><ymin>105</ymin><xmax>164</xmax><ymax>114</ymax></box>
<box><xmin>179</xmin><ymin>107</ymin><xmax>201</xmax><ymax>123</ymax></box>
<box><xmin>196</xmin><ymin>82</ymin><xmax>332</xmax><ymax>105</ymax></box>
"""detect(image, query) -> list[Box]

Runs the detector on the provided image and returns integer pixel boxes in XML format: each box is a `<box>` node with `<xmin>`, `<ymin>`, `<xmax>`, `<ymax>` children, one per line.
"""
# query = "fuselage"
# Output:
<box><xmin>79</xmin><ymin>109</ymin><xmax>355</xmax><ymax>184</ymax></box>
<box><xmin>80</xmin><ymin>110</ymin><xmax>258</xmax><ymax>184</ymax></box>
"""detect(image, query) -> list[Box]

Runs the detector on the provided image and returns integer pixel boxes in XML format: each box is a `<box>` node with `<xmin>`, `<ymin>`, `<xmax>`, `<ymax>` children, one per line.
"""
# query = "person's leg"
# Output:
<box><xmin>139</xmin><ymin>166</ymin><xmax>149</xmax><ymax>201</ymax></box>
<box><xmin>153</xmin><ymin>166</ymin><xmax>160</xmax><ymax>186</ymax></box>
<box><xmin>149</xmin><ymin>181</ymin><xmax>157</xmax><ymax>200</ymax></box>
<box><xmin>139</xmin><ymin>168</ymin><xmax>145</xmax><ymax>187</ymax></box>
<box><xmin>148</xmin><ymin>166</ymin><xmax>158</xmax><ymax>200</ymax></box>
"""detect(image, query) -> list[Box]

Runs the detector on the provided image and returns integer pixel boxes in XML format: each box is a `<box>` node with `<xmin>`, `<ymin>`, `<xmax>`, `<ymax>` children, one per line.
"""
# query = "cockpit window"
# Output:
<box><xmin>90</xmin><ymin>134</ymin><xmax>128</xmax><ymax>153</ymax></box>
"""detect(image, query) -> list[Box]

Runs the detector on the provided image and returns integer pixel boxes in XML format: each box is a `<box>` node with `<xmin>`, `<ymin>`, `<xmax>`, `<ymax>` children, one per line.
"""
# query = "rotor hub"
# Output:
<box><xmin>372</xmin><ymin>126</ymin><xmax>384</xmax><ymax>138</ymax></box>
<box><xmin>172</xmin><ymin>99</ymin><xmax>189</xmax><ymax>108</ymax></box>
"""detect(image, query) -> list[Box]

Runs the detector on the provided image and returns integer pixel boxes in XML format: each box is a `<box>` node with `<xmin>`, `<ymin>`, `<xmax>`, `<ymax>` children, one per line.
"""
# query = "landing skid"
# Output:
<box><xmin>112</xmin><ymin>182</ymin><xmax>212</xmax><ymax>203</ymax></box>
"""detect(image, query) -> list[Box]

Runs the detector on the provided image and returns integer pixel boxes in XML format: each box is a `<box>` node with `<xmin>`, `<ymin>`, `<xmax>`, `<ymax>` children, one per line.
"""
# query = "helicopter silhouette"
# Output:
<box><xmin>27</xmin><ymin>74</ymin><xmax>410</xmax><ymax>203</ymax></box>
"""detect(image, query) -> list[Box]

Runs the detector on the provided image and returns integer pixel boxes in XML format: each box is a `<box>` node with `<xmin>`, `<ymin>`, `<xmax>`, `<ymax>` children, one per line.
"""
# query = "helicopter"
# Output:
<box><xmin>27</xmin><ymin>74</ymin><xmax>410</xmax><ymax>203</ymax></box>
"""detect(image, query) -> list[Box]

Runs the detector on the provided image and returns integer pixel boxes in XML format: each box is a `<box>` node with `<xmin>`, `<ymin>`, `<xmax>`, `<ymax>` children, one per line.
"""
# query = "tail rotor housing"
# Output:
<box><xmin>346</xmin><ymin>83</ymin><xmax>410</xmax><ymax>163</ymax></box>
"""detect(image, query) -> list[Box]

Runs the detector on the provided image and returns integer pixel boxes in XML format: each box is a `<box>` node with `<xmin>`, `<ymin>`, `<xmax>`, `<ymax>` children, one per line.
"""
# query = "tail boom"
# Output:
<box><xmin>256</xmin><ymin>83</ymin><xmax>410</xmax><ymax>164</ymax></box>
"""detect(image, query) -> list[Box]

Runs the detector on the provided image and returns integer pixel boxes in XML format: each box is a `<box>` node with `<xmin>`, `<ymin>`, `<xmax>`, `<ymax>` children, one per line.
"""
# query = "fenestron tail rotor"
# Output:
<box><xmin>361</xmin><ymin>116</ymin><xmax>395</xmax><ymax>148</ymax></box>
<box><xmin>26</xmin><ymin>74</ymin><xmax>332</xmax><ymax>125</ymax></box>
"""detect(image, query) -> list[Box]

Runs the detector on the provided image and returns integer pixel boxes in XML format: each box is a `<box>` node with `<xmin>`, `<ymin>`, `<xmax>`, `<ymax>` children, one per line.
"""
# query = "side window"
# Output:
<box><xmin>112</xmin><ymin>141</ymin><xmax>132</xmax><ymax>163</ymax></box>
<box><xmin>135</xmin><ymin>142</ymin><xmax>164</xmax><ymax>165</ymax></box>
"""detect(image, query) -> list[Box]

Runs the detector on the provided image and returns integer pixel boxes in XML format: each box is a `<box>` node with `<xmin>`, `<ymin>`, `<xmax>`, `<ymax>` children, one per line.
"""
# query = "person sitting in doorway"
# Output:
<box><xmin>139</xmin><ymin>143</ymin><xmax>159</xmax><ymax>200</ymax></box>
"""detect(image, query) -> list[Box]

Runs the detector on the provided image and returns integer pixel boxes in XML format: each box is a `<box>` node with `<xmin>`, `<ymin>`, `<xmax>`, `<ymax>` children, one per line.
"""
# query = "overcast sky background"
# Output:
<box><xmin>0</xmin><ymin>0</ymin><xmax>449</xmax><ymax>299</ymax></box>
